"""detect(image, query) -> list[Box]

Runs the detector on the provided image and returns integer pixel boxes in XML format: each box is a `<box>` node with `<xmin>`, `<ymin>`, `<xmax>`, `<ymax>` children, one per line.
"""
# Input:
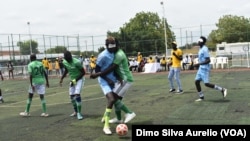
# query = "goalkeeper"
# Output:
<box><xmin>60</xmin><ymin>51</ymin><xmax>86</xmax><ymax>120</ymax></box>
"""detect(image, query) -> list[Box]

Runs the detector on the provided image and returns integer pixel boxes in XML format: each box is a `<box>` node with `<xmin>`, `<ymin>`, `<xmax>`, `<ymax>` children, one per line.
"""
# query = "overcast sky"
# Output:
<box><xmin>0</xmin><ymin>0</ymin><xmax>250</xmax><ymax>50</ymax></box>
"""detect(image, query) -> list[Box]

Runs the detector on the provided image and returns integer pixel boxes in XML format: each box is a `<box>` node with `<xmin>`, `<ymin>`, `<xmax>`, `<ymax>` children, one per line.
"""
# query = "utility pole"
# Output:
<box><xmin>161</xmin><ymin>1</ymin><xmax>168</xmax><ymax>57</ymax></box>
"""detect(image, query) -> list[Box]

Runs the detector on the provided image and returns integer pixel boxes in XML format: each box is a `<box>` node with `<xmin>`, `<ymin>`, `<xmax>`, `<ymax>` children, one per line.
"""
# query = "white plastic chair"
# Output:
<box><xmin>216</xmin><ymin>57</ymin><xmax>228</xmax><ymax>69</ymax></box>
<box><xmin>216</xmin><ymin>57</ymin><xmax>223</xmax><ymax>69</ymax></box>
<box><xmin>193</xmin><ymin>58</ymin><xmax>199</xmax><ymax>64</ymax></box>
<box><xmin>210</xmin><ymin>57</ymin><xmax>216</xmax><ymax>69</ymax></box>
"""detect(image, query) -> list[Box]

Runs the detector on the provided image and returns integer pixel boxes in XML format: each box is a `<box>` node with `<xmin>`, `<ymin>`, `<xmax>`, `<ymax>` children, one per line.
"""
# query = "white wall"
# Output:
<box><xmin>216</xmin><ymin>42</ymin><xmax>250</xmax><ymax>57</ymax></box>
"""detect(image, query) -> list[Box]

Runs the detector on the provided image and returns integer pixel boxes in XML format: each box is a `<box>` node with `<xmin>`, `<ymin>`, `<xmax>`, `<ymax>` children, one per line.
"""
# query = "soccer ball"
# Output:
<box><xmin>116</xmin><ymin>123</ymin><xmax>128</xmax><ymax>136</ymax></box>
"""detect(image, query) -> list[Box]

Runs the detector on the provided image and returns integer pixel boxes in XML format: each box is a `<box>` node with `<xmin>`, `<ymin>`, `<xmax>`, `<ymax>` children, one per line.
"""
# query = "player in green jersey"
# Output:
<box><xmin>90</xmin><ymin>37</ymin><xmax>136</xmax><ymax>124</ymax></box>
<box><xmin>60</xmin><ymin>51</ymin><xmax>86</xmax><ymax>120</ymax></box>
<box><xmin>20</xmin><ymin>53</ymin><xmax>50</xmax><ymax>117</ymax></box>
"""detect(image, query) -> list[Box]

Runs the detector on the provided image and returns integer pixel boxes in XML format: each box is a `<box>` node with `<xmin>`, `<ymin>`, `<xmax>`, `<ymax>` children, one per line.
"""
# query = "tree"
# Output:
<box><xmin>98</xmin><ymin>46</ymin><xmax>105</xmax><ymax>53</ymax></box>
<box><xmin>106</xmin><ymin>11</ymin><xmax>175</xmax><ymax>57</ymax></box>
<box><xmin>54</xmin><ymin>46</ymin><xmax>67</xmax><ymax>53</ymax></box>
<box><xmin>208</xmin><ymin>15</ymin><xmax>250</xmax><ymax>50</ymax></box>
<box><xmin>17</xmin><ymin>40</ymin><xmax>39</xmax><ymax>55</ymax></box>
<box><xmin>45</xmin><ymin>46</ymin><xmax>67</xmax><ymax>54</ymax></box>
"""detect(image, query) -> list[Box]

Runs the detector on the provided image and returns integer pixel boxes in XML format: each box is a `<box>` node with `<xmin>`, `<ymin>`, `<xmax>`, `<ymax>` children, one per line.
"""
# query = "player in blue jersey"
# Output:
<box><xmin>91</xmin><ymin>36</ymin><xmax>133</xmax><ymax>135</ymax></box>
<box><xmin>90</xmin><ymin>36</ymin><xmax>136</xmax><ymax>124</ymax></box>
<box><xmin>193</xmin><ymin>36</ymin><xmax>227</xmax><ymax>102</ymax></box>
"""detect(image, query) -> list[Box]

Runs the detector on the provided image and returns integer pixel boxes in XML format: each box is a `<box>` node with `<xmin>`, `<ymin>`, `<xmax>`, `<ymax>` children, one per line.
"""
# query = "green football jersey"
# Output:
<box><xmin>63</xmin><ymin>58</ymin><xmax>83</xmax><ymax>80</ymax></box>
<box><xmin>28</xmin><ymin>60</ymin><xmax>46</xmax><ymax>85</ymax></box>
<box><xmin>113</xmin><ymin>49</ymin><xmax>134</xmax><ymax>82</ymax></box>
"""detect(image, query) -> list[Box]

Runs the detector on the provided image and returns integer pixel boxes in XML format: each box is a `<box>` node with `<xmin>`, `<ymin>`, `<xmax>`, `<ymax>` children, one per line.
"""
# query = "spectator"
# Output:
<box><xmin>129</xmin><ymin>59</ymin><xmax>138</xmax><ymax>72</ymax></box>
<box><xmin>189</xmin><ymin>55</ymin><xmax>195</xmax><ymax>70</ymax></box>
<box><xmin>7</xmin><ymin>61</ymin><xmax>14</xmax><ymax>79</ymax></box>
<box><xmin>84</xmin><ymin>57</ymin><xmax>90</xmax><ymax>73</ymax></box>
<box><xmin>182</xmin><ymin>55</ymin><xmax>191</xmax><ymax>70</ymax></box>
<box><xmin>54</xmin><ymin>58</ymin><xmax>60</xmax><ymax>76</ymax></box>
<box><xmin>167</xmin><ymin>57</ymin><xmax>172</xmax><ymax>71</ymax></box>
<box><xmin>147</xmin><ymin>56</ymin><xmax>155</xmax><ymax>63</ymax></box>
<box><xmin>59</xmin><ymin>57</ymin><xmax>64</xmax><ymax>76</ymax></box>
<box><xmin>42</xmin><ymin>57</ymin><xmax>49</xmax><ymax>75</ymax></box>
<box><xmin>168</xmin><ymin>41</ymin><xmax>184</xmax><ymax>94</ymax></box>
<box><xmin>90</xmin><ymin>55</ymin><xmax>97</xmax><ymax>74</ymax></box>
<box><xmin>137</xmin><ymin>52</ymin><xmax>143</xmax><ymax>65</ymax></box>
<box><xmin>48</xmin><ymin>60</ymin><xmax>53</xmax><ymax>75</ymax></box>
<box><xmin>160</xmin><ymin>56</ymin><xmax>167</xmax><ymax>71</ymax></box>
<box><xmin>78</xmin><ymin>55</ymin><xmax>84</xmax><ymax>66</ymax></box>
<box><xmin>138</xmin><ymin>60</ymin><xmax>145</xmax><ymax>72</ymax></box>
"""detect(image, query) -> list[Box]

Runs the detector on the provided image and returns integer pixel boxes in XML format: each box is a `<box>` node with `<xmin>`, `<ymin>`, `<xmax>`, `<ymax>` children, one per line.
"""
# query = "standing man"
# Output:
<box><xmin>59</xmin><ymin>51</ymin><xmax>85</xmax><ymax>120</ymax></box>
<box><xmin>137</xmin><ymin>59</ymin><xmax>145</xmax><ymax>72</ymax></box>
<box><xmin>167</xmin><ymin>57</ymin><xmax>172</xmax><ymax>71</ymax></box>
<box><xmin>20</xmin><ymin>53</ymin><xmax>49</xmax><ymax>117</ymax></box>
<box><xmin>54</xmin><ymin>58</ymin><xmax>60</xmax><ymax>76</ymax></box>
<box><xmin>0</xmin><ymin>69</ymin><xmax>4</xmax><ymax>103</ymax></box>
<box><xmin>90</xmin><ymin>55</ymin><xmax>97</xmax><ymax>74</ymax></box>
<box><xmin>160</xmin><ymin>56</ymin><xmax>167</xmax><ymax>71</ymax></box>
<box><xmin>168</xmin><ymin>41</ymin><xmax>184</xmax><ymax>94</ymax></box>
<box><xmin>58</xmin><ymin>57</ymin><xmax>64</xmax><ymax>76</ymax></box>
<box><xmin>90</xmin><ymin>36</ymin><xmax>134</xmax><ymax>135</ymax></box>
<box><xmin>189</xmin><ymin>55</ymin><xmax>195</xmax><ymax>70</ymax></box>
<box><xmin>84</xmin><ymin>57</ymin><xmax>90</xmax><ymax>73</ymax></box>
<box><xmin>42</xmin><ymin>57</ymin><xmax>49</xmax><ymax>75</ymax></box>
<box><xmin>48</xmin><ymin>60</ymin><xmax>53</xmax><ymax>75</ymax></box>
<box><xmin>137</xmin><ymin>52</ymin><xmax>142</xmax><ymax>65</ymax></box>
<box><xmin>7</xmin><ymin>61</ymin><xmax>14</xmax><ymax>79</ymax></box>
<box><xmin>90</xmin><ymin>36</ymin><xmax>136</xmax><ymax>125</ymax></box>
<box><xmin>182</xmin><ymin>55</ymin><xmax>190</xmax><ymax>70</ymax></box>
<box><xmin>193</xmin><ymin>36</ymin><xmax>227</xmax><ymax>102</ymax></box>
<box><xmin>78</xmin><ymin>55</ymin><xmax>84</xmax><ymax>66</ymax></box>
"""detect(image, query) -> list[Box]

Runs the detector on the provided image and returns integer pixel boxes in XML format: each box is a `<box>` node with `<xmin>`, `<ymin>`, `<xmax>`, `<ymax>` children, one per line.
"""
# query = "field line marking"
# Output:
<box><xmin>0</xmin><ymin>84</ymin><xmax>105</xmax><ymax>108</ymax></box>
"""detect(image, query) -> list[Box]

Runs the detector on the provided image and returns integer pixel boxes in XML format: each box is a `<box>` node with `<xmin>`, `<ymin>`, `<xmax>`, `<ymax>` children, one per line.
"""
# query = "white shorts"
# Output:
<box><xmin>69</xmin><ymin>78</ymin><xmax>85</xmax><ymax>95</ymax></box>
<box><xmin>113</xmin><ymin>81</ymin><xmax>132</xmax><ymax>97</ymax></box>
<box><xmin>28</xmin><ymin>84</ymin><xmax>46</xmax><ymax>95</ymax></box>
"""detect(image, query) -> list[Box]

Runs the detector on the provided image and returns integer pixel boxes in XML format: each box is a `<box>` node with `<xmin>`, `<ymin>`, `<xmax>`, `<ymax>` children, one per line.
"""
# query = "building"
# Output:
<box><xmin>216</xmin><ymin>42</ymin><xmax>250</xmax><ymax>59</ymax></box>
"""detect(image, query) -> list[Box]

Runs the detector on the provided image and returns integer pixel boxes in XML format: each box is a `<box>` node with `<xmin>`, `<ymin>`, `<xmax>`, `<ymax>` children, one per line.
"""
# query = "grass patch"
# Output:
<box><xmin>0</xmin><ymin>69</ymin><xmax>249</xmax><ymax>140</ymax></box>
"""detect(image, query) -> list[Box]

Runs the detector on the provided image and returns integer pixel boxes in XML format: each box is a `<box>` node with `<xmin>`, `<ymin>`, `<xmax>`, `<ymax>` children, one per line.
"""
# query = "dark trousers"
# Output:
<box><xmin>129</xmin><ymin>66</ymin><xmax>137</xmax><ymax>72</ymax></box>
<box><xmin>160</xmin><ymin>64</ymin><xmax>166</xmax><ymax>71</ymax></box>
